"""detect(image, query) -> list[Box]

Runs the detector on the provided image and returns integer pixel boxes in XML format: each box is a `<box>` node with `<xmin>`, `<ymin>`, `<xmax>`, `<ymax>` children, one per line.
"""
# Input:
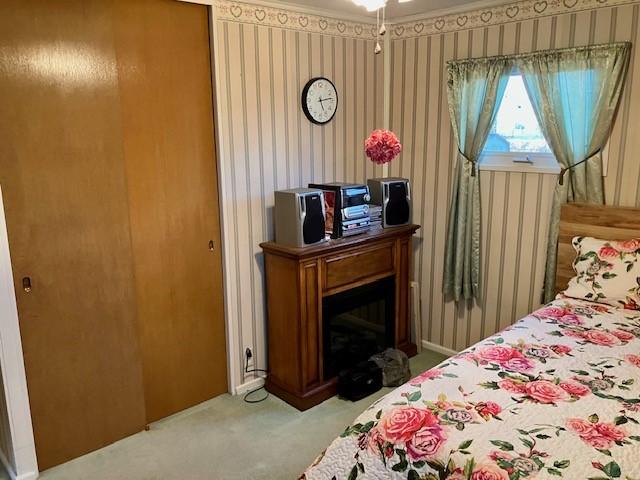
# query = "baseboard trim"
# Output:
<box><xmin>15</xmin><ymin>472</ymin><xmax>38</xmax><ymax>480</ymax></box>
<box><xmin>421</xmin><ymin>340</ymin><xmax>459</xmax><ymax>357</ymax></box>
<box><xmin>234</xmin><ymin>375</ymin><xmax>266</xmax><ymax>395</ymax></box>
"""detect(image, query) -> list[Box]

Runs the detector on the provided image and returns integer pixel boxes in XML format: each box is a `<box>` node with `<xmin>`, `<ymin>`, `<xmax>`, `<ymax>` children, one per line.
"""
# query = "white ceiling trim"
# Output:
<box><xmin>390</xmin><ymin>0</ymin><xmax>640</xmax><ymax>39</ymax></box>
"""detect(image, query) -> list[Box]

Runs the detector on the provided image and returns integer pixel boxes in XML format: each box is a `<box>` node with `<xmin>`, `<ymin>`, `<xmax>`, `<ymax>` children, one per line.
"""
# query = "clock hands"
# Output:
<box><xmin>317</xmin><ymin>97</ymin><xmax>334</xmax><ymax>112</ymax></box>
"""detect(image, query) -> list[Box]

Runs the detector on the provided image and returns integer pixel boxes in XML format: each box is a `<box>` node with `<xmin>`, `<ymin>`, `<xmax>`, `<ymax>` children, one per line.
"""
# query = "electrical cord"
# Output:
<box><xmin>243</xmin><ymin>353</ymin><xmax>269</xmax><ymax>404</ymax></box>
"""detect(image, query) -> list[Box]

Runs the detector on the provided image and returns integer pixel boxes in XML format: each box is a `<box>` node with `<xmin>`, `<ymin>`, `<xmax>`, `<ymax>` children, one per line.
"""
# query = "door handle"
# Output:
<box><xmin>208</xmin><ymin>240</ymin><xmax>215</xmax><ymax>252</ymax></box>
<box><xmin>22</xmin><ymin>277</ymin><xmax>32</xmax><ymax>293</ymax></box>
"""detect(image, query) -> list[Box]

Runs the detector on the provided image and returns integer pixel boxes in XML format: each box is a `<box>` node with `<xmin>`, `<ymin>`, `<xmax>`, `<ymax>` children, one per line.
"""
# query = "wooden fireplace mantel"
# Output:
<box><xmin>260</xmin><ymin>224</ymin><xmax>420</xmax><ymax>410</ymax></box>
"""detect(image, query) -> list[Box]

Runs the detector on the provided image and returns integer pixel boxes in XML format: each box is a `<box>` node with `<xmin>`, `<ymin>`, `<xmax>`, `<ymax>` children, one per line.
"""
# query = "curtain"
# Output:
<box><xmin>519</xmin><ymin>42</ymin><xmax>631</xmax><ymax>302</ymax></box>
<box><xmin>443</xmin><ymin>57</ymin><xmax>512</xmax><ymax>301</ymax></box>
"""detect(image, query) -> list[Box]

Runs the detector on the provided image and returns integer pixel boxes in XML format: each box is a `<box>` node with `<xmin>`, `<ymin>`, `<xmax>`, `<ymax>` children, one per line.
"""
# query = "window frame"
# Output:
<box><xmin>480</xmin><ymin>71</ymin><xmax>560</xmax><ymax>174</ymax></box>
<box><xmin>479</xmin><ymin>145</ymin><xmax>610</xmax><ymax>176</ymax></box>
<box><xmin>479</xmin><ymin>151</ymin><xmax>561</xmax><ymax>174</ymax></box>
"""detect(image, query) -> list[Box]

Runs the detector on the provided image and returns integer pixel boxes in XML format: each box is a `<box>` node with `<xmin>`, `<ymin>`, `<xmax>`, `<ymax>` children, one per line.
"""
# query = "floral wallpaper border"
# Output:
<box><xmin>390</xmin><ymin>0</ymin><xmax>640</xmax><ymax>39</ymax></box>
<box><xmin>214</xmin><ymin>1</ymin><xmax>377</xmax><ymax>39</ymax></box>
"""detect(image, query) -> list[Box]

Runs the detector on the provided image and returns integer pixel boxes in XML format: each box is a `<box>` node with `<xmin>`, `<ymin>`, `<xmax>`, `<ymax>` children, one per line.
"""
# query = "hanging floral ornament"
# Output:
<box><xmin>364</xmin><ymin>129</ymin><xmax>402</xmax><ymax>165</ymax></box>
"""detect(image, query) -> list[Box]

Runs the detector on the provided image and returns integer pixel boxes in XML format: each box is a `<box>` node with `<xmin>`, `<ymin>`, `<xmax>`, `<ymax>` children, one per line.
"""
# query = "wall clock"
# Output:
<box><xmin>301</xmin><ymin>77</ymin><xmax>338</xmax><ymax>125</ymax></box>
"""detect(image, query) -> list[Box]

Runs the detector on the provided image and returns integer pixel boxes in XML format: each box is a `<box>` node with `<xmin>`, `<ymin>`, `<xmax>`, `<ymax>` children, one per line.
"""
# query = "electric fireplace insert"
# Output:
<box><xmin>323</xmin><ymin>276</ymin><xmax>395</xmax><ymax>379</ymax></box>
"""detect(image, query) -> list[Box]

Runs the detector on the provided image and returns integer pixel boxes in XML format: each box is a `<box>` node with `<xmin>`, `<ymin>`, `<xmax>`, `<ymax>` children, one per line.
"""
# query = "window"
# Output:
<box><xmin>480</xmin><ymin>74</ymin><xmax>560</xmax><ymax>174</ymax></box>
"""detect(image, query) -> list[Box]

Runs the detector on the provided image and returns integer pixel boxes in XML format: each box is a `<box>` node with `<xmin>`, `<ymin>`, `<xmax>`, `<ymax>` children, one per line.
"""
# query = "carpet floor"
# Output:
<box><xmin>40</xmin><ymin>349</ymin><xmax>448</xmax><ymax>480</ymax></box>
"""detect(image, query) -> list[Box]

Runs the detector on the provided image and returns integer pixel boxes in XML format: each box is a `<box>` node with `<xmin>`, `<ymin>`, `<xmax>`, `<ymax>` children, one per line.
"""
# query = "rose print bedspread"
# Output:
<box><xmin>302</xmin><ymin>297</ymin><xmax>640</xmax><ymax>480</ymax></box>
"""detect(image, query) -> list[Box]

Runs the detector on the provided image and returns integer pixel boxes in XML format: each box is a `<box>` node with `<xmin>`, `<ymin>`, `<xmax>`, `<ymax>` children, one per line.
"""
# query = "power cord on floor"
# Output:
<box><xmin>243</xmin><ymin>352</ymin><xmax>269</xmax><ymax>404</ymax></box>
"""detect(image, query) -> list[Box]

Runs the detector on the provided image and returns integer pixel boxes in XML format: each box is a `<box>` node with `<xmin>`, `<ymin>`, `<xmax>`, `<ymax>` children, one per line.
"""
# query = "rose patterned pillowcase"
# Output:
<box><xmin>564</xmin><ymin>236</ymin><xmax>640</xmax><ymax>310</ymax></box>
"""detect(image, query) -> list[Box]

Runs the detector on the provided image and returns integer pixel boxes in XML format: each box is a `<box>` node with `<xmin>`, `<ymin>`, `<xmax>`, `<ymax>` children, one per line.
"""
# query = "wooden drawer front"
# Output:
<box><xmin>323</xmin><ymin>242</ymin><xmax>395</xmax><ymax>291</ymax></box>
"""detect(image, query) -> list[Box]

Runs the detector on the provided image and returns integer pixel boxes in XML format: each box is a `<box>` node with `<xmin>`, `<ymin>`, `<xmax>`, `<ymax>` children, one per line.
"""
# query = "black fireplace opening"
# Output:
<box><xmin>323</xmin><ymin>276</ymin><xmax>395</xmax><ymax>379</ymax></box>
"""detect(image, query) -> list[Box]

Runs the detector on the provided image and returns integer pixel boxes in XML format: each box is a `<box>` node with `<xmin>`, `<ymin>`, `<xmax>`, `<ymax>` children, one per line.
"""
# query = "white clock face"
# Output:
<box><xmin>303</xmin><ymin>78</ymin><xmax>338</xmax><ymax>125</ymax></box>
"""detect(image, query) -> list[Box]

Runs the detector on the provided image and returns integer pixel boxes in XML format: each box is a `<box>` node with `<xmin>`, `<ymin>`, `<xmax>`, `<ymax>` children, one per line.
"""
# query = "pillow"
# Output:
<box><xmin>564</xmin><ymin>236</ymin><xmax>640</xmax><ymax>310</ymax></box>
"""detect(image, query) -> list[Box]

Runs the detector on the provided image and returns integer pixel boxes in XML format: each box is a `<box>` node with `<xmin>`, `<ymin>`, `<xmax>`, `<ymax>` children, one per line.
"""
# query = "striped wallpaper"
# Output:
<box><xmin>388</xmin><ymin>2</ymin><xmax>640</xmax><ymax>352</ymax></box>
<box><xmin>213</xmin><ymin>13</ymin><xmax>384</xmax><ymax>390</ymax></box>
<box><xmin>213</xmin><ymin>0</ymin><xmax>640</xmax><ymax>390</ymax></box>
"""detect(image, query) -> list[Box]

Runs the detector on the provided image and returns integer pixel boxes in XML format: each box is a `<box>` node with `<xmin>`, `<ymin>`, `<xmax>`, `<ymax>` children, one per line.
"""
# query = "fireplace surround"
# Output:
<box><xmin>260</xmin><ymin>224</ymin><xmax>419</xmax><ymax>410</ymax></box>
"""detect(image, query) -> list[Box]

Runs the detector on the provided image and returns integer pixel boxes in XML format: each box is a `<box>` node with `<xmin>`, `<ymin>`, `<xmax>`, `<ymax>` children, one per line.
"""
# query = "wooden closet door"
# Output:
<box><xmin>113</xmin><ymin>0</ymin><xmax>228</xmax><ymax>423</ymax></box>
<box><xmin>0</xmin><ymin>0</ymin><xmax>146</xmax><ymax>469</ymax></box>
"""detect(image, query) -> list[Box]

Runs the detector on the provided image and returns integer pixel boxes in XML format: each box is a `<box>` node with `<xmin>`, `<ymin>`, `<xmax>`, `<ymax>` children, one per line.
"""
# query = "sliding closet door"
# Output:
<box><xmin>0</xmin><ymin>0</ymin><xmax>146</xmax><ymax>469</ymax></box>
<box><xmin>114</xmin><ymin>0</ymin><xmax>228</xmax><ymax>423</ymax></box>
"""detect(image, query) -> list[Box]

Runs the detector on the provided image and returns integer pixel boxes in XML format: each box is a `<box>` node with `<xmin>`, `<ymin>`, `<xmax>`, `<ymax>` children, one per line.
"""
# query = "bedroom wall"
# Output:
<box><xmin>212</xmin><ymin>1</ymin><xmax>385</xmax><ymax>390</ymax></box>
<box><xmin>388</xmin><ymin>0</ymin><xmax>640</xmax><ymax>353</ymax></box>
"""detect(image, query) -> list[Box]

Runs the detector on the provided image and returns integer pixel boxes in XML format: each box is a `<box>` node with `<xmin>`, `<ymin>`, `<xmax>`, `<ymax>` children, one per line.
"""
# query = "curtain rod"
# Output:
<box><xmin>446</xmin><ymin>41</ymin><xmax>632</xmax><ymax>66</ymax></box>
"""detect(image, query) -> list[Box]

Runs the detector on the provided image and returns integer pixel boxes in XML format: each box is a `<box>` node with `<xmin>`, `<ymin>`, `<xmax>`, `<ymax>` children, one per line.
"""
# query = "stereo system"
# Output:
<box><xmin>274</xmin><ymin>188</ymin><xmax>327</xmax><ymax>247</ymax></box>
<box><xmin>273</xmin><ymin>178</ymin><xmax>411</xmax><ymax>247</ymax></box>
<box><xmin>308</xmin><ymin>182</ymin><xmax>371</xmax><ymax>239</ymax></box>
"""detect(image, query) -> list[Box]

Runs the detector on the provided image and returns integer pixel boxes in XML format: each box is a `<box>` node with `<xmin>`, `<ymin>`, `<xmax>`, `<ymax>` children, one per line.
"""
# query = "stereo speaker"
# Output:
<box><xmin>274</xmin><ymin>188</ymin><xmax>326</xmax><ymax>247</ymax></box>
<box><xmin>367</xmin><ymin>178</ymin><xmax>411</xmax><ymax>227</ymax></box>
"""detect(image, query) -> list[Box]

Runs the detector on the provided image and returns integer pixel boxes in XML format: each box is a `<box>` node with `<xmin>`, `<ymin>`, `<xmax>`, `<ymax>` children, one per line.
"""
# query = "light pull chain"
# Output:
<box><xmin>375</xmin><ymin>9</ymin><xmax>382</xmax><ymax>54</ymax></box>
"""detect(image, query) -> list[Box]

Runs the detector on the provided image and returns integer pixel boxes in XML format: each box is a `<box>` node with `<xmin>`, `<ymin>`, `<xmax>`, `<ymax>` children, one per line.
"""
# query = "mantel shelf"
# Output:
<box><xmin>260</xmin><ymin>224</ymin><xmax>420</xmax><ymax>259</ymax></box>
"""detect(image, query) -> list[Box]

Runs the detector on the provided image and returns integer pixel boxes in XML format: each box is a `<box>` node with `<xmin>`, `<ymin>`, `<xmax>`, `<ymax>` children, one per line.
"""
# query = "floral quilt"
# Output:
<box><xmin>302</xmin><ymin>297</ymin><xmax>640</xmax><ymax>480</ymax></box>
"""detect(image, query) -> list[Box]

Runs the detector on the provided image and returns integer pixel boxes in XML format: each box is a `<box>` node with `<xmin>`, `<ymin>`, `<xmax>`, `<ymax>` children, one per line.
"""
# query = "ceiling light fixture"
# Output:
<box><xmin>351</xmin><ymin>0</ymin><xmax>387</xmax><ymax>12</ymax></box>
<box><xmin>351</xmin><ymin>0</ymin><xmax>412</xmax><ymax>54</ymax></box>
<box><xmin>350</xmin><ymin>0</ymin><xmax>412</xmax><ymax>12</ymax></box>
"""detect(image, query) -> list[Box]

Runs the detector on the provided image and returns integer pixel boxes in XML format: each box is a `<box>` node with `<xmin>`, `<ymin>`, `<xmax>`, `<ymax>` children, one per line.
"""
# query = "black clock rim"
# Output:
<box><xmin>301</xmin><ymin>77</ymin><xmax>338</xmax><ymax>125</ymax></box>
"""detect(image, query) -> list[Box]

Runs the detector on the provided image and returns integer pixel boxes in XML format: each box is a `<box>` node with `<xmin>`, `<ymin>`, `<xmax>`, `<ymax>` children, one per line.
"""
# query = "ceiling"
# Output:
<box><xmin>270</xmin><ymin>0</ymin><xmax>491</xmax><ymax>19</ymax></box>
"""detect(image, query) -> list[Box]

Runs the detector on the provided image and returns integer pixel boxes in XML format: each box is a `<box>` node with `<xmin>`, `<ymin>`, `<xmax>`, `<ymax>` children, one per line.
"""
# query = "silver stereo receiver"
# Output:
<box><xmin>308</xmin><ymin>182</ymin><xmax>371</xmax><ymax>239</ymax></box>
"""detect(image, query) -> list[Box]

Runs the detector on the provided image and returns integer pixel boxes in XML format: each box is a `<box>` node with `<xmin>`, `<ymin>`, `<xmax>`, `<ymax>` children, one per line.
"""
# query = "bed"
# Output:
<box><xmin>302</xmin><ymin>204</ymin><xmax>640</xmax><ymax>480</ymax></box>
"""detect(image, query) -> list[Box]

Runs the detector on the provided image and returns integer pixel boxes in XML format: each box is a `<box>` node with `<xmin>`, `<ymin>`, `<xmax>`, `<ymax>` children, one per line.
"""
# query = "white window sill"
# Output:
<box><xmin>479</xmin><ymin>153</ymin><xmax>561</xmax><ymax>175</ymax></box>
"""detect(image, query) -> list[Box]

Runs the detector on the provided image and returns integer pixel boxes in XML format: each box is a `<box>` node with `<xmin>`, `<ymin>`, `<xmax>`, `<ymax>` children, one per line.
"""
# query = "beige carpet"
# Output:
<box><xmin>40</xmin><ymin>350</ymin><xmax>448</xmax><ymax>480</ymax></box>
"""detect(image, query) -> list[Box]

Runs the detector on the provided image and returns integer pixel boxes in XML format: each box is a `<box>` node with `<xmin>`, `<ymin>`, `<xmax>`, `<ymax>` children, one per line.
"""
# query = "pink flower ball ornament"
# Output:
<box><xmin>365</xmin><ymin>129</ymin><xmax>403</xmax><ymax>165</ymax></box>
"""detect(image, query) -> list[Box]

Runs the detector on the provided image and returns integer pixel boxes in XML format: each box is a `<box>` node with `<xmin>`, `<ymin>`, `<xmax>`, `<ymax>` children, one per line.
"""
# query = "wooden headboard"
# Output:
<box><xmin>556</xmin><ymin>203</ymin><xmax>640</xmax><ymax>294</ymax></box>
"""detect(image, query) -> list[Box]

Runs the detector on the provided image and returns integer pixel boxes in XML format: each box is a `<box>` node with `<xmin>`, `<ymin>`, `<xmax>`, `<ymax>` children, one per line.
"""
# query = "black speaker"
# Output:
<box><xmin>302</xmin><ymin>193</ymin><xmax>325</xmax><ymax>245</ymax></box>
<box><xmin>367</xmin><ymin>178</ymin><xmax>411</xmax><ymax>227</ymax></box>
<box><xmin>274</xmin><ymin>188</ymin><xmax>327</xmax><ymax>247</ymax></box>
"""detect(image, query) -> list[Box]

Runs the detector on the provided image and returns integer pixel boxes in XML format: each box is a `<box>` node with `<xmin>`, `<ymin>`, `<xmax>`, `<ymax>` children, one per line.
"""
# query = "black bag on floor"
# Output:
<box><xmin>337</xmin><ymin>361</ymin><xmax>382</xmax><ymax>401</ymax></box>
